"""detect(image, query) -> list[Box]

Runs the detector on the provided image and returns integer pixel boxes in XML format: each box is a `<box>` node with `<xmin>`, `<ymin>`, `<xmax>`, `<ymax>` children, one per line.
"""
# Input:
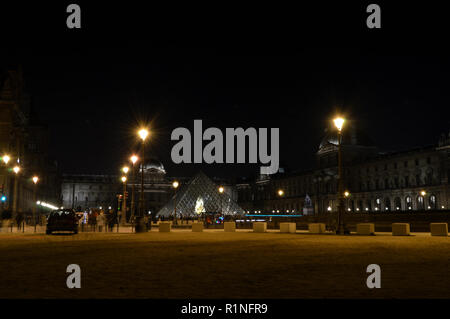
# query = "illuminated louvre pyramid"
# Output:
<box><xmin>157</xmin><ymin>171</ymin><xmax>245</xmax><ymax>217</ymax></box>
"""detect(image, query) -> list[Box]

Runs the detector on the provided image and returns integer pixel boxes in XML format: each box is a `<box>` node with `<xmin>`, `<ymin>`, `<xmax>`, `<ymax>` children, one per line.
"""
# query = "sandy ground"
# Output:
<box><xmin>0</xmin><ymin>229</ymin><xmax>449</xmax><ymax>299</ymax></box>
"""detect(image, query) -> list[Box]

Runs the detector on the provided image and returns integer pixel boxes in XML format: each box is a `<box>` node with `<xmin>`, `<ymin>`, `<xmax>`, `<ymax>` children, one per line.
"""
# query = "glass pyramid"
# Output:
<box><xmin>157</xmin><ymin>171</ymin><xmax>245</xmax><ymax>217</ymax></box>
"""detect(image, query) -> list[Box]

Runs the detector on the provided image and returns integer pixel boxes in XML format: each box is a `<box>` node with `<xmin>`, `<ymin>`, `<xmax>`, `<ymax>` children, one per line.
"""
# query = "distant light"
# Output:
<box><xmin>327</xmin><ymin>206</ymin><xmax>332</xmax><ymax>211</ymax></box>
<box><xmin>218</xmin><ymin>186</ymin><xmax>224</xmax><ymax>193</ymax></box>
<box><xmin>344</xmin><ymin>191</ymin><xmax>350</xmax><ymax>197</ymax></box>
<box><xmin>121</xmin><ymin>176</ymin><xmax>127</xmax><ymax>183</ymax></box>
<box><xmin>2</xmin><ymin>155</ymin><xmax>10</xmax><ymax>164</ymax></box>
<box><xmin>36</xmin><ymin>201</ymin><xmax>41</xmax><ymax>204</ymax></box>
<box><xmin>0</xmin><ymin>196</ymin><xmax>6</xmax><ymax>202</ymax></box>
<box><xmin>32</xmin><ymin>176</ymin><xmax>39</xmax><ymax>184</ymax></box>
<box><xmin>130</xmin><ymin>155</ymin><xmax>138</xmax><ymax>164</ymax></box>
<box><xmin>122</xmin><ymin>166</ymin><xmax>129</xmax><ymax>174</ymax></box>
<box><xmin>277</xmin><ymin>189</ymin><xmax>284</xmax><ymax>197</ymax></box>
<box><xmin>420</xmin><ymin>190</ymin><xmax>426</xmax><ymax>196</ymax></box>
<box><xmin>396</xmin><ymin>207</ymin><xmax>400</xmax><ymax>210</ymax></box>
<box><xmin>375</xmin><ymin>207</ymin><xmax>379</xmax><ymax>211</ymax></box>
<box><xmin>427</xmin><ymin>206</ymin><xmax>431</xmax><ymax>209</ymax></box>
<box><xmin>347</xmin><ymin>208</ymin><xmax>351</xmax><ymax>211</ymax></box>
<box><xmin>442</xmin><ymin>206</ymin><xmax>445</xmax><ymax>209</ymax></box>
<box><xmin>408</xmin><ymin>207</ymin><xmax>412</xmax><ymax>210</ymax></box>
<box><xmin>333</xmin><ymin>117</ymin><xmax>345</xmax><ymax>132</ymax></box>
<box><xmin>13</xmin><ymin>166</ymin><xmax>20</xmax><ymax>174</ymax></box>
<box><xmin>173</xmin><ymin>181</ymin><xmax>179</xmax><ymax>189</ymax></box>
<box><xmin>286</xmin><ymin>209</ymin><xmax>290</xmax><ymax>212</ymax></box>
<box><xmin>99</xmin><ymin>206</ymin><xmax>102</xmax><ymax>209</ymax></box>
<box><xmin>138</xmin><ymin>128</ymin><xmax>149</xmax><ymax>141</ymax></box>
<box><xmin>276</xmin><ymin>210</ymin><xmax>280</xmax><ymax>213</ymax></box>
<box><xmin>108</xmin><ymin>206</ymin><xmax>112</xmax><ymax>209</ymax></box>
<box><xmin>385</xmin><ymin>207</ymin><xmax>388</xmax><ymax>210</ymax></box>
<box><xmin>365</xmin><ymin>208</ymin><xmax>369</xmax><ymax>211</ymax></box>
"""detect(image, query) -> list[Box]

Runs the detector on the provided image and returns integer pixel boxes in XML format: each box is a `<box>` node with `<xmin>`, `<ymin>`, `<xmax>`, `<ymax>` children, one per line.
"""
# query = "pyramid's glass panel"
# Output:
<box><xmin>157</xmin><ymin>172</ymin><xmax>245</xmax><ymax>217</ymax></box>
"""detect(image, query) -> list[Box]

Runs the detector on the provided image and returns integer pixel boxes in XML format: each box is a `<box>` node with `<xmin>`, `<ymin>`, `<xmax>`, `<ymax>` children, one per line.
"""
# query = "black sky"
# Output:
<box><xmin>1</xmin><ymin>2</ymin><xmax>449</xmax><ymax>179</ymax></box>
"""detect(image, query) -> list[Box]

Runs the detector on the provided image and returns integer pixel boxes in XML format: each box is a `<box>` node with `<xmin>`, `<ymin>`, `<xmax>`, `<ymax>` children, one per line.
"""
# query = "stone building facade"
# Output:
<box><xmin>0</xmin><ymin>68</ymin><xmax>60</xmax><ymax>217</ymax></box>
<box><xmin>61</xmin><ymin>159</ymin><xmax>190</xmax><ymax>217</ymax></box>
<box><xmin>236</xmin><ymin>124</ymin><xmax>450</xmax><ymax>215</ymax></box>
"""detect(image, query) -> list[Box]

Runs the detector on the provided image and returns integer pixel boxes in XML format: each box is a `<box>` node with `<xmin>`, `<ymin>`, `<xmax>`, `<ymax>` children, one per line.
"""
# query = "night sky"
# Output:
<box><xmin>1</xmin><ymin>3</ymin><xmax>449</xmax><ymax>179</ymax></box>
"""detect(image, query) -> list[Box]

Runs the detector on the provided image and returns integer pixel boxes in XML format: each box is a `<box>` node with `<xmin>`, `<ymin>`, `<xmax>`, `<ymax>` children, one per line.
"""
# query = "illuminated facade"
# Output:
<box><xmin>237</xmin><ymin>124</ymin><xmax>450</xmax><ymax>215</ymax></box>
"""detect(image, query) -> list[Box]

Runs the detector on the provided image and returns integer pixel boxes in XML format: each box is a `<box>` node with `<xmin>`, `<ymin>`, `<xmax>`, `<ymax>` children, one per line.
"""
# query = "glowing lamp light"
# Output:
<box><xmin>278</xmin><ymin>189</ymin><xmax>284</xmax><ymax>196</ymax></box>
<box><xmin>365</xmin><ymin>208</ymin><xmax>369</xmax><ymax>211</ymax></box>
<box><xmin>327</xmin><ymin>206</ymin><xmax>332</xmax><ymax>211</ymax></box>
<box><xmin>122</xmin><ymin>166</ymin><xmax>129</xmax><ymax>174</ymax></box>
<box><xmin>375</xmin><ymin>207</ymin><xmax>379</xmax><ymax>211</ymax></box>
<box><xmin>0</xmin><ymin>196</ymin><xmax>6</xmax><ymax>202</ymax></box>
<box><xmin>121</xmin><ymin>176</ymin><xmax>127</xmax><ymax>183</ymax></box>
<box><xmin>218</xmin><ymin>186</ymin><xmax>224</xmax><ymax>193</ymax></box>
<box><xmin>427</xmin><ymin>206</ymin><xmax>431</xmax><ymax>209</ymax></box>
<box><xmin>32</xmin><ymin>176</ymin><xmax>39</xmax><ymax>184</ymax></box>
<box><xmin>356</xmin><ymin>208</ymin><xmax>360</xmax><ymax>211</ymax></box>
<box><xmin>442</xmin><ymin>206</ymin><xmax>445</xmax><ymax>209</ymax></box>
<box><xmin>2</xmin><ymin>155</ymin><xmax>10</xmax><ymax>164</ymax></box>
<box><xmin>420</xmin><ymin>190</ymin><xmax>426</xmax><ymax>196</ymax></box>
<box><xmin>333</xmin><ymin>117</ymin><xmax>345</xmax><ymax>132</ymax></box>
<box><xmin>138</xmin><ymin>128</ymin><xmax>149</xmax><ymax>141</ymax></box>
<box><xmin>13</xmin><ymin>166</ymin><xmax>20</xmax><ymax>174</ymax></box>
<box><xmin>408</xmin><ymin>207</ymin><xmax>412</xmax><ymax>210</ymax></box>
<box><xmin>130</xmin><ymin>155</ymin><xmax>138</xmax><ymax>164</ymax></box>
<box><xmin>344</xmin><ymin>191</ymin><xmax>350</xmax><ymax>197</ymax></box>
<box><xmin>347</xmin><ymin>208</ymin><xmax>351</xmax><ymax>211</ymax></box>
<box><xmin>173</xmin><ymin>181</ymin><xmax>179</xmax><ymax>189</ymax></box>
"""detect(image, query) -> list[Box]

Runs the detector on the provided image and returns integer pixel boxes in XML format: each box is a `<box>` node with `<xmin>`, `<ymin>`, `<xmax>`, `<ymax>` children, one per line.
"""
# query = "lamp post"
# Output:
<box><xmin>121</xmin><ymin>167</ymin><xmax>129</xmax><ymax>225</ymax></box>
<box><xmin>218</xmin><ymin>186</ymin><xmax>224</xmax><ymax>215</ymax></box>
<box><xmin>136</xmin><ymin>128</ymin><xmax>149</xmax><ymax>233</ymax></box>
<box><xmin>130</xmin><ymin>155</ymin><xmax>138</xmax><ymax>223</ymax></box>
<box><xmin>172</xmin><ymin>181</ymin><xmax>179</xmax><ymax>225</ymax></box>
<box><xmin>333</xmin><ymin>116</ymin><xmax>348</xmax><ymax>235</ymax></box>
<box><xmin>32</xmin><ymin>176</ymin><xmax>39</xmax><ymax>232</ymax></box>
<box><xmin>12</xmin><ymin>165</ymin><xmax>20</xmax><ymax>224</ymax></box>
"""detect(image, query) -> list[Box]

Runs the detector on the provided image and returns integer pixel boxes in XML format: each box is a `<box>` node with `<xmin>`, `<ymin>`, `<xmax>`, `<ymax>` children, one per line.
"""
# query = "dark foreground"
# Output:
<box><xmin>0</xmin><ymin>230</ymin><xmax>449</xmax><ymax>298</ymax></box>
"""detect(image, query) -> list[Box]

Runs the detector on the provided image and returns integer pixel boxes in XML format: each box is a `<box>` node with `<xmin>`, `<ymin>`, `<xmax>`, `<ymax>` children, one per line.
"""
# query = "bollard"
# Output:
<box><xmin>224</xmin><ymin>222</ymin><xmax>236</xmax><ymax>232</ymax></box>
<box><xmin>253</xmin><ymin>222</ymin><xmax>267</xmax><ymax>233</ymax></box>
<box><xmin>308</xmin><ymin>223</ymin><xmax>326</xmax><ymax>234</ymax></box>
<box><xmin>280</xmin><ymin>222</ymin><xmax>296</xmax><ymax>233</ymax></box>
<box><xmin>392</xmin><ymin>223</ymin><xmax>410</xmax><ymax>236</ymax></box>
<box><xmin>430</xmin><ymin>223</ymin><xmax>448</xmax><ymax>236</ymax></box>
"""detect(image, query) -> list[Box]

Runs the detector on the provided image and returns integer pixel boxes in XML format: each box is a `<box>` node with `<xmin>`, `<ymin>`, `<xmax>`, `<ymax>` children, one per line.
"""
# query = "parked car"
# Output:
<box><xmin>46</xmin><ymin>209</ymin><xmax>79</xmax><ymax>234</ymax></box>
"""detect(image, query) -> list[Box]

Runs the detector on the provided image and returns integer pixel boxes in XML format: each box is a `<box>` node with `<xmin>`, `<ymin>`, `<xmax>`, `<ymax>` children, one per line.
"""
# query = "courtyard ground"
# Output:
<box><xmin>0</xmin><ymin>229</ymin><xmax>449</xmax><ymax>298</ymax></box>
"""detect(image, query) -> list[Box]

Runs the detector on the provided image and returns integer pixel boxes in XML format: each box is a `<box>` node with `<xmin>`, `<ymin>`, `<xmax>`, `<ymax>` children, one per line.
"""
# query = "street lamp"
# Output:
<box><xmin>32</xmin><ymin>176</ymin><xmax>39</xmax><ymax>232</ymax></box>
<box><xmin>333</xmin><ymin>116</ymin><xmax>349</xmax><ymax>235</ymax></box>
<box><xmin>130</xmin><ymin>155</ymin><xmax>138</xmax><ymax>224</ymax></box>
<box><xmin>120</xmin><ymin>175</ymin><xmax>127</xmax><ymax>229</ymax></box>
<box><xmin>218</xmin><ymin>186</ymin><xmax>225</xmax><ymax>215</ymax></box>
<box><xmin>12</xmin><ymin>166</ymin><xmax>20</xmax><ymax>223</ymax></box>
<box><xmin>2</xmin><ymin>155</ymin><xmax>10</xmax><ymax>165</ymax></box>
<box><xmin>136</xmin><ymin>128</ymin><xmax>149</xmax><ymax>233</ymax></box>
<box><xmin>172</xmin><ymin>181</ymin><xmax>179</xmax><ymax>225</ymax></box>
<box><xmin>277</xmin><ymin>189</ymin><xmax>284</xmax><ymax>197</ymax></box>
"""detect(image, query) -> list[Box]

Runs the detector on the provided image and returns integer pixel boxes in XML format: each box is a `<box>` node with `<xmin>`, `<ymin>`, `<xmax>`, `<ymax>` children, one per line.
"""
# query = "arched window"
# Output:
<box><xmin>375</xmin><ymin>198</ymin><xmax>381</xmax><ymax>211</ymax></box>
<box><xmin>405</xmin><ymin>196</ymin><xmax>412</xmax><ymax>210</ymax></box>
<box><xmin>394</xmin><ymin>197</ymin><xmax>401</xmax><ymax>211</ymax></box>
<box><xmin>357</xmin><ymin>200</ymin><xmax>363</xmax><ymax>212</ymax></box>
<box><xmin>417</xmin><ymin>195</ymin><xmax>424</xmax><ymax>210</ymax></box>
<box><xmin>384</xmin><ymin>198</ymin><xmax>391</xmax><ymax>211</ymax></box>
<box><xmin>366</xmin><ymin>200</ymin><xmax>372</xmax><ymax>212</ymax></box>
<box><xmin>429</xmin><ymin>195</ymin><xmax>436</xmax><ymax>210</ymax></box>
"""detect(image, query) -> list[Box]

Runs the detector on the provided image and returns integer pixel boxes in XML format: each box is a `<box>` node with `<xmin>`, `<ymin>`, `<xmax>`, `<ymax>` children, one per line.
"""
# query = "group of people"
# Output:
<box><xmin>79</xmin><ymin>209</ymin><xmax>118</xmax><ymax>232</ymax></box>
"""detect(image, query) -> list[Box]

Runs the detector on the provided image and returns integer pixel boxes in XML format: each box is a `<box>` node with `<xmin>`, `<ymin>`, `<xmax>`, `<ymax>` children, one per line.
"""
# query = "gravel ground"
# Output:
<box><xmin>0</xmin><ymin>230</ymin><xmax>449</xmax><ymax>298</ymax></box>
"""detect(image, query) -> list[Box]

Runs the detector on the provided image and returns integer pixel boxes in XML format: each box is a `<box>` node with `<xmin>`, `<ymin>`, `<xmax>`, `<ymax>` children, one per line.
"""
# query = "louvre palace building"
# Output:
<box><xmin>236</xmin><ymin>124</ymin><xmax>450</xmax><ymax>216</ymax></box>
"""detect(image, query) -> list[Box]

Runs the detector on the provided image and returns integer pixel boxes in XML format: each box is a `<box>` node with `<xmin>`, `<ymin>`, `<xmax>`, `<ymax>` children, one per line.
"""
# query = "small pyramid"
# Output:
<box><xmin>157</xmin><ymin>171</ymin><xmax>245</xmax><ymax>217</ymax></box>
